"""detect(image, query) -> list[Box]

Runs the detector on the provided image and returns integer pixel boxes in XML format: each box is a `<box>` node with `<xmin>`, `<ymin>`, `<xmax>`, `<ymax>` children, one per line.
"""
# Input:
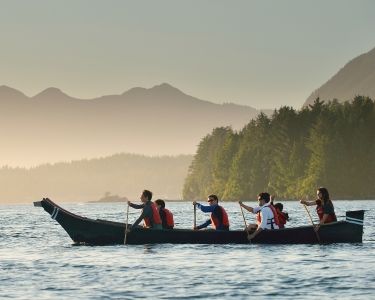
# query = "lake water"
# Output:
<box><xmin>1</xmin><ymin>200</ymin><xmax>374</xmax><ymax>299</ymax></box>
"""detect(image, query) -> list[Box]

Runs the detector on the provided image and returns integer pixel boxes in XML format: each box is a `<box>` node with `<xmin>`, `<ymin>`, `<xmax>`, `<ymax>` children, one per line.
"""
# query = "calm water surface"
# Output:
<box><xmin>1</xmin><ymin>200</ymin><xmax>374</xmax><ymax>299</ymax></box>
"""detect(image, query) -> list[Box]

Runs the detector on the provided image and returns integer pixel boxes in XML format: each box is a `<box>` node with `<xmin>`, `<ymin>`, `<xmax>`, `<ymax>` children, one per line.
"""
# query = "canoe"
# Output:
<box><xmin>34</xmin><ymin>198</ymin><xmax>365</xmax><ymax>245</ymax></box>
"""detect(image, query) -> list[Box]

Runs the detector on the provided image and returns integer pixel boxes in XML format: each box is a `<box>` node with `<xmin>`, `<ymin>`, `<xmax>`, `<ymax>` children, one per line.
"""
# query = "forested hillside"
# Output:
<box><xmin>183</xmin><ymin>96</ymin><xmax>375</xmax><ymax>200</ymax></box>
<box><xmin>0</xmin><ymin>153</ymin><xmax>193</xmax><ymax>204</ymax></box>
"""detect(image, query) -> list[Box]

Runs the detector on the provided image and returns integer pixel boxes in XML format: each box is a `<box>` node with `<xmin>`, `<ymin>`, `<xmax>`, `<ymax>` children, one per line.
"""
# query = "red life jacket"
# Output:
<box><xmin>161</xmin><ymin>207</ymin><xmax>174</xmax><ymax>227</ymax></box>
<box><xmin>316</xmin><ymin>199</ymin><xmax>337</xmax><ymax>223</ymax></box>
<box><xmin>316</xmin><ymin>205</ymin><xmax>325</xmax><ymax>220</ymax></box>
<box><xmin>277</xmin><ymin>211</ymin><xmax>288</xmax><ymax>228</ymax></box>
<box><xmin>210</xmin><ymin>206</ymin><xmax>229</xmax><ymax>230</ymax></box>
<box><xmin>256</xmin><ymin>204</ymin><xmax>280</xmax><ymax>229</ymax></box>
<box><xmin>143</xmin><ymin>202</ymin><xmax>162</xmax><ymax>228</ymax></box>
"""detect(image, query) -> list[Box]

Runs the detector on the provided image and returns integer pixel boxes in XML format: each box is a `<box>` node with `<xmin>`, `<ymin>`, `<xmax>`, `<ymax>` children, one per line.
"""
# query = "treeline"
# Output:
<box><xmin>183</xmin><ymin>96</ymin><xmax>375</xmax><ymax>200</ymax></box>
<box><xmin>0</xmin><ymin>153</ymin><xmax>193</xmax><ymax>203</ymax></box>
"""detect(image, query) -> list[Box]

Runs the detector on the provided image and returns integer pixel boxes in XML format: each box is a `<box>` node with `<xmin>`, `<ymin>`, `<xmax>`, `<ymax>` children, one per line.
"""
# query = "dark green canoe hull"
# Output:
<box><xmin>34</xmin><ymin>198</ymin><xmax>365</xmax><ymax>245</ymax></box>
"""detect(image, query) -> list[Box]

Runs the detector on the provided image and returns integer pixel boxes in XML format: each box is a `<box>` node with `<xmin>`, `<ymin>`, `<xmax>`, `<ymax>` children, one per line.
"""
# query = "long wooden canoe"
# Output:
<box><xmin>34</xmin><ymin>198</ymin><xmax>365</xmax><ymax>245</ymax></box>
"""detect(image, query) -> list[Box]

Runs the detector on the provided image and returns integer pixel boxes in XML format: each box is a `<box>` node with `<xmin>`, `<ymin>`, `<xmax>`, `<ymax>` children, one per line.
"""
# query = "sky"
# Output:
<box><xmin>1</xmin><ymin>0</ymin><xmax>375</xmax><ymax>109</ymax></box>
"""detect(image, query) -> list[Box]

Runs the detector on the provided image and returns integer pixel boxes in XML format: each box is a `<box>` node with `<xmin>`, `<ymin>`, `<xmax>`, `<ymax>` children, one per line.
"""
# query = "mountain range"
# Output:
<box><xmin>2</xmin><ymin>46</ymin><xmax>374</xmax><ymax>168</ymax></box>
<box><xmin>304</xmin><ymin>46</ymin><xmax>375</xmax><ymax>107</ymax></box>
<box><xmin>0</xmin><ymin>83</ymin><xmax>271</xmax><ymax>167</ymax></box>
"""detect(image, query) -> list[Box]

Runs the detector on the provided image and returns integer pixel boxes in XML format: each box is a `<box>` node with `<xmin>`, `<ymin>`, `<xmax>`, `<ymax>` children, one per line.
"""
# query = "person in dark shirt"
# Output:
<box><xmin>300</xmin><ymin>187</ymin><xmax>337</xmax><ymax>232</ymax></box>
<box><xmin>154</xmin><ymin>199</ymin><xmax>174</xmax><ymax>229</ymax></box>
<box><xmin>125</xmin><ymin>189</ymin><xmax>162</xmax><ymax>233</ymax></box>
<box><xmin>192</xmin><ymin>194</ymin><xmax>229</xmax><ymax>230</ymax></box>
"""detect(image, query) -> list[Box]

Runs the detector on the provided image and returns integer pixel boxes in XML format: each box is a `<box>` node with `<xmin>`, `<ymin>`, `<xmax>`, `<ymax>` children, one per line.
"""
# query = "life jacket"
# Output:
<box><xmin>277</xmin><ymin>211</ymin><xmax>289</xmax><ymax>228</ymax></box>
<box><xmin>316</xmin><ymin>205</ymin><xmax>325</xmax><ymax>220</ymax></box>
<box><xmin>256</xmin><ymin>204</ymin><xmax>280</xmax><ymax>229</ymax></box>
<box><xmin>316</xmin><ymin>199</ymin><xmax>337</xmax><ymax>223</ymax></box>
<box><xmin>143</xmin><ymin>202</ymin><xmax>162</xmax><ymax>228</ymax></box>
<box><xmin>161</xmin><ymin>207</ymin><xmax>174</xmax><ymax>228</ymax></box>
<box><xmin>210</xmin><ymin>206</ymin><xmax>229</xmax><ymax>230</ymax></box>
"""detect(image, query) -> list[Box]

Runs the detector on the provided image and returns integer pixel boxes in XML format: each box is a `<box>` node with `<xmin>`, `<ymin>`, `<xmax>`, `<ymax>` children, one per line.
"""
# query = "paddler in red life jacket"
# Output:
<box><xmin>238</xmin><ymin>192</ymin><xmax>280</xmax><ymax>241</ymax></box>
<box><xmin>154</xmin><ymin>199</ymin><xmax>174</xmax><ymax>229</ymax></box>
<box><xmin>269</xmin><ymin>195</ymin><xmax>289</xmax><ymax>228</ymax></box>
<box><xmin>192</xmin><ymin>194</ymin><xmax>229</xmax><ymax>230</ymax></box>
<box><xmin>125</xmin><ymin>189</ymin><xmax>163</xmax><ymax>234</ymax></box>
<box><xmin>299</xmin><ymin>187</ymin><xmax>337</xmax><ymax>232</ymax></box>
<box><xmin>274</xmin><ymin>203</ymin><xmax>289</xmax><ymax>228</ymax></box>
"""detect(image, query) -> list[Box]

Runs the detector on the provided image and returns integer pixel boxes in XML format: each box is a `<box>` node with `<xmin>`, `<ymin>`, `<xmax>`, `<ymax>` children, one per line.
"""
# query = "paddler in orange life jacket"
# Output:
<box><xmin>125</xmin><ymin>189</ymin><xmax>162</xmax><ymax>234</ymax></box>
<box><xmin>238</xmin><ymin>192</ymin><xmax>280</xmax><ymax>241</ymax></box>
<box><xmin>154</xmin><ymin>199</ymin><xmax>174</xmax><ymax>229</ymax></box>
<box><xmin>192</xmin><ymin>194</ymin><xmax>229</xmax><ymax>230</ymax></box>
<box><xmin>299</xmin><ymin>187</ymin><xmax>337</xmax><ymax>232</ymax></box>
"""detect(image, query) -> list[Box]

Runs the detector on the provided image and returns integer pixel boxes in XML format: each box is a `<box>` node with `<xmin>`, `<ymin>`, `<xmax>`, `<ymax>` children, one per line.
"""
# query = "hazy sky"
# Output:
<box><xmin>1</xmin><ymin>0</ymin><xmax>375</xmax><ymax>109</ymax></box>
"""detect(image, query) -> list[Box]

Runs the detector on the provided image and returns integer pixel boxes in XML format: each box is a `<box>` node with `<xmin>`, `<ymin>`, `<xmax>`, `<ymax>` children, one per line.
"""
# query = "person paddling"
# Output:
<box><xmin>238</xmin><ymin>192</ymin><xmax>280</xmax><ymax>241</ymax></box>
<box><xmin>125</xmin><ymin>189</ymin><xmax>162</xmax><ymax>234</ymax></box>
<box><xmin>299</xmin><ymin>187</ymin><xmax>337</xmax><ymax>232</ymax></box>
<box><xmin>192</xmin><ymin>194</ymin><xmax>229</xmax><ymax>230</ymax></box>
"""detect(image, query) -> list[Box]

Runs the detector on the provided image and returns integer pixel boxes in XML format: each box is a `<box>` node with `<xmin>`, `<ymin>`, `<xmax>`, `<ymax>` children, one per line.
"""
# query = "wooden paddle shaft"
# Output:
<box><xmin>124</xmin><ymin>204</ymin><xmax>129</xmax><ymax>245</ymax></box>
<box><xmin>239</xmin><ymin>204</ymin><xmax>252</xmax><ymax>244</ymax></box>
<box><xmin>240</xmin><ymin>205</ymin><xmax>250</xmax><ymax>237</ymax></box>
<box><xmin>194</xmin><ymin>205</ymin><xmax>196</xmax><ymax>228</ymax></box>
<box><xmin>303</xmin><ymin>204</ymin><xmax>321</xmax><ymax>244</ymax></box>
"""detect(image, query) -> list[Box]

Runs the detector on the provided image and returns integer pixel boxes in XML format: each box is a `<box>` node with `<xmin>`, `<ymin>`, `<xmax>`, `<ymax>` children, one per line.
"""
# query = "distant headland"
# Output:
<box><xmin>87</xmin><ymin>194</ymin><xmax>128</xmax><ymax>203</ymax></box>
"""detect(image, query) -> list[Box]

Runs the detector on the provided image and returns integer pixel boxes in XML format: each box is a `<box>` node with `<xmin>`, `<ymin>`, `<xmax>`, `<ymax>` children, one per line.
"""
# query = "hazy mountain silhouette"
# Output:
<box><xmin>0</xmin><ymin>83</ymin><xmax>271</xmax><ymax>167</ymax></box>
<box><xmin>304</xmin><ymin>47</ymin><xmax>375</xmax><ymax>107</ymax></box>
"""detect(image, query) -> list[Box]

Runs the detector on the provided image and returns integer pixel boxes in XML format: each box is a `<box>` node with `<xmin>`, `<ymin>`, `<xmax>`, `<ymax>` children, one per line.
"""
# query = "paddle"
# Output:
<box><xmin>194</xmin><ymin>204</ymin><xmax>196</xmax><ymax>228</ymax></box>
<box><xmin>302</xmin><ymin>204</ymin><xmax>321</xmax><ymax>244</ymax></box>
<box><xmin>124</xmin><ymin>204</ymin><xmax>129</xmax><ymax>245</ymax></box>
<box><xmin>239</xmin><ymin>204</ymin><xmax>251</xmax><ymax>243</ymax></box>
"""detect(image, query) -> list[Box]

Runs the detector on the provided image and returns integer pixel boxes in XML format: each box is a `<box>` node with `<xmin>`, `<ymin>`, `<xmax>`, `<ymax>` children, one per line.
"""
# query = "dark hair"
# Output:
<box><xmin>274</xmin><ymin>203</ymin><xmax>283</xmax><ymax>211</ymax></box>
<box><xmin>207</xmin><ymin>194</ymin><xmax>218</xmax><ymax>202</ymax></box>
<box><xmin>154</xmin><ymin>199</ymin><xmax>165</xmax><ymax>208</ymax></box>
<box><xmin>317</xmin><ymin>187</ymin><xmax>329</xmax><ymax>203</ymax></box>
<box><xmin>142</xmin><ymin>189</ymin><xmax>153</xmax><ymax>201</ymax></box>
<box><xmin>257</xmin><ymin>192</ymin><xmax>270</xmax><ymax>203</ymax></box>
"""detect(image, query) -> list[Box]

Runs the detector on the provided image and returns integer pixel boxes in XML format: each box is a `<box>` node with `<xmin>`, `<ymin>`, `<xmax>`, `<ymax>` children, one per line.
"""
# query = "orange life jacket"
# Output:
<box><xmin>277</xmin><ymin>211</ymin><xmax>289</xmax><ymax>228</ymax></box>
<box><xmin>143</xmin><ymin>202</ymin><xmax>162</xmax><ymax>227</ymax></box>
<box><xmin>161</xmin><ymin>208</ymin><xmax>174</xmax><ymax>228</ymax></box>
<box><xmin>316</xmin><ymin>199</ymin><xmax>337</xmax><ymax>223</ymax></box>
<box><xmin>210</xmin><ymin>206</ymin><xmax>229</xmax><ymax>230</ymax></box>
<box><xmin>256</xmin><ymin>204</ymin><xmax>280</xmax><ymax>229</ymax></box>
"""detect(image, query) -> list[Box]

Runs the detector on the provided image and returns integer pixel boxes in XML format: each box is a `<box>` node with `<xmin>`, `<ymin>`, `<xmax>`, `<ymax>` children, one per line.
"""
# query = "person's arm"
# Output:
<box><xmin>129</xmin><ymin>202</ymin><xmax>145</xmax><ymax>209</ymax></box>
<box><xmin>196</xmin><ymin>219</ymin><xmax>212</xmax><ymax>229</ymax></box>
<box><xmin>238</xmin><ymin>200</ymin><xmax>254</xmax><ymax>213</ymax></box>
<box><xmin>248</xmin><ymin>209</ymin><xmax>267</xmax><ymax>240</ymax></box>
<box><xmin>314</xmin><ymin>214</ymin><xmax>329</xmax><ymax>232</ymax></box>
<box><xmin>127</xmin><ymin>205</ymin><xmax>151</xmax><ymax>231</ymax></box>
<box><xmin>270</xmin><ymin>195</ymin><xmax>275</xmax><ymax>206</ymax></box>
<box><xmin>299</xmin><ymin>200</ymin><xmax>317</xmax><ymax>206</ymax></box>
<box><xmin>196</xmin><ymin>203</ymin><xmax>216</xmax><ymax>213</ymax></box>
<box><xmin>248</xmin><ymin>227</ymin><xmax>263</xmax><ymax>240</ymax></box>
